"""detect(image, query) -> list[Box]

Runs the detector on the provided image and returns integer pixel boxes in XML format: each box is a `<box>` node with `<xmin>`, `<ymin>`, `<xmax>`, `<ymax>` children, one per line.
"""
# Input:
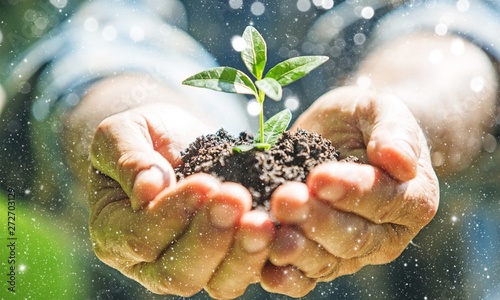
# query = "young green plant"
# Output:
<box><xmin>182</xmin><ymin>26</ymin><xmax>328</xmax><ymax>151</ymax></box>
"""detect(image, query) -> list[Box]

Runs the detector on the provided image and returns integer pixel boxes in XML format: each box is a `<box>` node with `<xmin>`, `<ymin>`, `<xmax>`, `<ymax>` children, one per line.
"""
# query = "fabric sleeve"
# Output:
<box><xmin>370</xmin><ymin>0</ymin><xmax>500</xmax><ymax>62</ymax></box>
<box><xmin>4</xmin><ymin>0</ymin><xmax>250</xmax><ymax>133</ymax></box>
<box><xmin>0</xmin><ymin>0</ymin><xmax>251</xmax><ymax>208</ymax></box>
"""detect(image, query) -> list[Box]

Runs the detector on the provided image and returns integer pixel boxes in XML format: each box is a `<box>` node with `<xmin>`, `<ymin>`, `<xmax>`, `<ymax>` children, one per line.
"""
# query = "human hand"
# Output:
<box><xmin>261</xmin><ymin>86</ymin><xmax>439</xmax><ymax>296</ymax></box>
<box><xmin>88</xmin><ymin>103</ymin><xmax>274</xmax><ymax>298</ymax></box>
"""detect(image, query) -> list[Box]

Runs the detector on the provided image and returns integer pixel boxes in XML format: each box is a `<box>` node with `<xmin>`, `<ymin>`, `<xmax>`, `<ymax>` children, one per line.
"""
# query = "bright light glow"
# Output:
<box><xmin>34</xmin><ymin>16</ymin><xmax>49</xmax><ymax>30</ymax></box>
<box><xmin>250</xmin><ymin>1</ymin><xmax>265</xmax><ymax>16</ymax></box>
<box><xmin>50</xmin><ymin>0</ymin><xmax>67</xmax><ymax>9</ymax></box>
<box><xmin>0</xmin><ymin>29</ymin><xmax>3</xmax><ymax>45</ymax></box>
<box><xmin>297</xmin><ymin>0</ymin><xmax>311</xmax><ymax>12</ymax></box>
<box><xmin>312</xmin><ymin>0</ymin><xmax>333</xmax><ymax>9</ymax></box>
<box><xmin>429</xmin><ymin>49</ymin><xmax>443</xmax><ymax>64</ymax></box>
<box><xmin>356</xmin><ymin>75</ymin><xmax>371</xmax><ymax>89</ymax></box>
<box><xmin>102</xmin><ymin>25</ymin><xmax>117</xmax><ymax>41</ymax></box>
<box><xmin>322</xmin><ymin>0</ymin><xmax>334</xmax><ymax>9</ymax></box>
<box><xmin>470</xmin><ymin>76</ymin><xmax>485</xmax><ymax>93</ymax></box>
<box><xmin>229</xmin><ymin>0</ymin><xmax>243</xmax><ymax>9</ymax></box>
<box><xmin>231</xmin><ymin>35</ymin><xmax>246</xmax><ymax>52</ymax></box>
<box><xmin>361</xmin><ymin>6</ymin><xmax>374</xmax><ymax>19</ymax></box>
<box><xmin>450</xmin><ymin>38</ymin><xmax>465</xmax><ymax>55</ymax></box>
<box><xmin>483</xmin><ymin>133</ymin><xmax>497</xmax><ymax>153</ymax></box>
<box><xmin>84</xmin><ymin>17</ymin><xmax>98</xmax><ymax>32</ymax></box>
<box><xmin>456</xmin><ymin>0</ymin><xmax>470</xmax><ymax>12</ymax></box>
<box><xmin>285</xmin><ymin>96</ymin><xmax>300</xmax><ymax>111</ymax></box>
<box><xmin>129</xmin><ymin>26</ymin><xmax>145</xmax><ymax>41</ymax></box>
<box><xmin>247</xmin><ymin>99</ymin><xmax>261</xmax><ymax>116</ymax></box>
<box><xmin>353</xmin><ymin>33</ymin><xmax>366</xmax><ymax>45</ymax></box>
<box><xmin>435</xmin><ymin>23</ymin><xmax>448</xmax><ymax>36</ymax></box>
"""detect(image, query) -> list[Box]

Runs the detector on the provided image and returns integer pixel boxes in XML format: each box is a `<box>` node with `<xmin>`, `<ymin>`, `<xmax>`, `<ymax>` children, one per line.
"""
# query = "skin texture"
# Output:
<box><xmin>61</xmin><ymin>33</ymin><xmax>497</xmax><ymax>298</ymax></box>
<box><xmin>263</xmin><ymin>87</ymin><xmax>439</xmax><ymax>296</ymax></box>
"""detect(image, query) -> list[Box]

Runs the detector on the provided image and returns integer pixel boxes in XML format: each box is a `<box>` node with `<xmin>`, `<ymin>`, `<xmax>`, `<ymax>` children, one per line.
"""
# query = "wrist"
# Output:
<box><xmin>351</xmin><ymin>33</ymin><xmax>498</xmax><ymax>176</ymax></box>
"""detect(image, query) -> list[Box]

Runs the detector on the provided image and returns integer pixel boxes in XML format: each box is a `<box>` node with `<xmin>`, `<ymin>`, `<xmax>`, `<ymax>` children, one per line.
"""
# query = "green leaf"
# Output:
<box><xmin>241</xmin><ymin>26</ymin><xmax>267</xmax><ymax>80</ymax></box>
<box><xmin>182</xmin><ymin>67</ymin><xmax>257</xmax><ymax>96</ymax></box>
<box><xmin>255</xmin><ymin>109</ymin><xmax>292</xmax><ymax>146</ymax></box>
<box><xmin>255</xmin><ymin>77</ymin><xmax>283</xmax><ymax>101</ymax></box>
<box><xmin>265</xmin><ymin>56</ymin><xmax>329</xmax><ymax>86</ymax></box>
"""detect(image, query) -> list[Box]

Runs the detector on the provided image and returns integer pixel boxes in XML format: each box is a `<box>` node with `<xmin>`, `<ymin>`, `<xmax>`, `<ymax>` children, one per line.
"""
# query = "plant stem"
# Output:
<box><xmin>258</xmin><ymin>89</ymin><xmax>265</xmax><ymax>143</ymax></box>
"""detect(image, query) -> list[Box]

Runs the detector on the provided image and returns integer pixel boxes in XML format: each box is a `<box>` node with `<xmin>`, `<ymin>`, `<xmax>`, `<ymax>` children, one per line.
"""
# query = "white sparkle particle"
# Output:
<box><xmin>231</xmin><ymin>35</ymin><xmax>246</xmax><ymax>52</ymax></box>
<box><xmin>84</xmin><ymin>17</ymin><xmax>98</xmax><ymax>32</ymax></box>
<box><xmin>356</xmin><ymin>75</ymin><xmax>371</xmax><ymax>89</ymax></box>
<box><xmin>229</xmin><ymin>0</ymin><xmax>243</xmax><ymax>9</ymax></box>
<box><xmin>361</xmin><ymin>7</ymin><xmax>374</xmax><ymax>19</ymax></box>
<box><xmin>129</xmin><ymin>26</ymin><xmax>144</xmax><ymax>42</ymax></box>
<box><xmin>284</xmin><ymin>96</ymin><xmax>300</xmax><ymax>111</ymax></box>
<box><xmin>322</xmin><ymin>0</ymin><xmax>334</xmax><ymax>9</ymax></box>
<box><xmin>429</xmin><ymin>49</ymin><xmax>443</xmax><ymax>64</ymax></box>
<box><xmin>297</xmin><ymin>0</ymin><xmax>311</xmax><ymax>12</ymax></box>
<box><xmin>247</xmin><ymin>100</ymin><xmax>261</xmax><ymax>116</ymax></box>
<box><xmin>250</xmin><ymin>1</ymin><xmax>265</xmax><ymax>16</ymax></box>
<box><xmin>450</xmin><ymin>38</ymin><xmax>465</xmax><ymax>55</ymax></box>
<box><xmin>470</xmin><ymin>76</ymin><xmax>485</xmax><ymax>93</ymax></box>
<box><xmin>102</xmin><ymin>25</ymin><xmax>117</xmax><ymax>41</ymax></box>
<box><xmin>456</xmin><ymin>0</ymin><xmax>470</xmax><ymax>12</ymax></box>
<box><xmin>435</xmin><ymin>23</ymin><xmax>448</xmax><ymax>36</ymax></box>
<box><xmin>50</xmin><ymin>0</ymin><xmax>67</xmax><ymax>9</ymax></box>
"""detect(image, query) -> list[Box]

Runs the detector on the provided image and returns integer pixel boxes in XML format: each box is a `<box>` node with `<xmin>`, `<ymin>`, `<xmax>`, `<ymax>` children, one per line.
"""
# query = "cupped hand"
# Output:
<box><xmin>261</xmin><ymin>86</ymin><xmax>439</xmax><ymax>297</ymax></box>
<box><xmin>88</xmin><ymin>103</ymin><xmax>274</xmax><ymax>298</ymax></box>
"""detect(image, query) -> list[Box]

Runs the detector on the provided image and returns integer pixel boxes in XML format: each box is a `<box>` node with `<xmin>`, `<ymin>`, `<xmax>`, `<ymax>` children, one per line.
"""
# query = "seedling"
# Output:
<box><xmin>182</xmin><ymin>26</ymin><xmax>328</xmax><ymax>151</ymax></box>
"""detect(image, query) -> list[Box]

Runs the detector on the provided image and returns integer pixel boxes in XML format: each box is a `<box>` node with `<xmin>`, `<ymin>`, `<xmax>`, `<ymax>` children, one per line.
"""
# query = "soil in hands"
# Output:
<box><xmin>174</xmin><ymin>129</ymin><xmax>357</xmax><ymax>210</ymax></box>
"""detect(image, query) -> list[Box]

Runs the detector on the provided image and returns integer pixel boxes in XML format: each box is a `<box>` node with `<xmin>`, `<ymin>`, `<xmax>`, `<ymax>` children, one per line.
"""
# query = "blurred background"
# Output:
<box><xmin>1</xmin><ymin>0</ymin><xmax>499</xmax><ymax>299</ymax></box>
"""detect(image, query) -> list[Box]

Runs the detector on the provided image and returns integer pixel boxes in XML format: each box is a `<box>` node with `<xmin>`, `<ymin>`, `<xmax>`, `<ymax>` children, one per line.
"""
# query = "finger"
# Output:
<box><xmin>128</xmin><ymin>182</ymin><xmax>252</xmax><ymax>296</ymax></box>
<box><xmin>206</xmin><ymin>210</ymin><xmax>275</xmax><ymax>299</ymax></box>
<box><xmin>360</xmin><ymin>94</ymin><xmax>422</xmax><ymax>182</ymax></box>
<box><xmin>269</xmin><ymin>225</ymin><xmax>340</xmax><ymax>278</ymax></box>
<box><xmin>90</xmin><ymin>111</ymin><xmax>175</xmax><ymax>210</ymax></box>
<box><xmin>308</xmin><ymin>162</ymin><xmax>438</xmax><ymax>228</ymax></box>
<box><xmin>297</xmin><ymin>196</ymin><xmax>412</xmax><ymax>261</ymax></box>
<box><xmin>261</xmin><ymin>263</ymin><xmax>316</xmax><ymax>298</ymax></box>
<box><xmin>316</xmin><ymin>259</ymin><xmax>364</xmax><ymax>283</ymax></box>
<box><xmin>293</xmin><ymin>87</ymin><xmax>423</xmax><ymax>182</ymax></box>
<box><xmin>270</xmin><ymin>181</ymin><xmax>310</xmax><ymax>223</ymax></box>
<box><xmin>89</xmin><ymin>173</ymin><xmax>219</xmax><ymax>267</ymax></box>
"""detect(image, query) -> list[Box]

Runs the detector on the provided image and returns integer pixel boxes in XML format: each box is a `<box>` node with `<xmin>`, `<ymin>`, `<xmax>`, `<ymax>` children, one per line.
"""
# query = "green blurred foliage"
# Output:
<box><xmin>0</xmin><ymin>0</ymin><xmax>82</xmax><ymax>80</ymax></box>
<box><xmin>0</xmin><ymin>192</ymin><xmax>87</xmax><ymax>298</ymax></box>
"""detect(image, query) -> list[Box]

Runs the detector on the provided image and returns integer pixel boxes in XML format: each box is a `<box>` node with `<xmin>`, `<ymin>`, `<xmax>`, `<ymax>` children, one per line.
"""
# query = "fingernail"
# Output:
<box><xmin>131</xmin><ymin>166</ymin><xmax>169</xmax><ymax>210</ymax></box>
<box><xmin>395</xmin><ymin>140</ymin><xmax>417</xmax><ymax>163</ymax></box>
<box><xmin>317</xmin><ymin>184</ymin><xmax>346</xmax><ymax>202</ymax></box>
<box><xmin>209</xmin><ymin>203</ymin><xmax>241</xmax><ymax>229</ymax></box>
<box><xmin>242</xmin><ymin>233</ymin><xmax>269</xmax><ymax>253</ymax></box>
<box><xmin>241</xmin><ymin>211</ymin><xmax>273</xmax><ymax>253</ymax></box>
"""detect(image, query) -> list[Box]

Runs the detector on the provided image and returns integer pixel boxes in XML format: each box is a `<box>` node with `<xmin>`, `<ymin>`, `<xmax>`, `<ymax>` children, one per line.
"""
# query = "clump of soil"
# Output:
<box><xmin>174</xmin><ymin>129</ymin><xmax>356</xmax><ymax>209</ymax></box>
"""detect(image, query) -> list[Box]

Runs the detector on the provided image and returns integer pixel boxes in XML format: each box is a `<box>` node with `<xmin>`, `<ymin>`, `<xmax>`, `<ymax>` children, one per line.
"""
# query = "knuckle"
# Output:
<box><xmin>123</xmin><ymin>236</ymin><xmax>158</xmax><ymax>263</ymax></box>
<box><xmin>342</xmin><ymin>222</ymin><xmax>380</xmax><ymax>259</ymax></box>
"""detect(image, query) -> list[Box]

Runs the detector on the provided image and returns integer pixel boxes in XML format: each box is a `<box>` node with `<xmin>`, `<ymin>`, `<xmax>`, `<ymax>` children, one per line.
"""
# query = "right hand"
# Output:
<box><xmin>88</xmin><ymin>103</ymin><xmax>274</xmax><ymax>298</ymax></box>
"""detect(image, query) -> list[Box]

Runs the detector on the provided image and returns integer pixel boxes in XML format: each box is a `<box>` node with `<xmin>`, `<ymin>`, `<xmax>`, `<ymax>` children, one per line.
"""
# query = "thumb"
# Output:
<box><xmin>90</xmin><ymin>111</ymin><xmax>175</xmax><ymax>210</ymax></box>
<box><xmin>364</xmin><ymin>94</ymin><xmax>422</xmax><ymax>182</ymax></box>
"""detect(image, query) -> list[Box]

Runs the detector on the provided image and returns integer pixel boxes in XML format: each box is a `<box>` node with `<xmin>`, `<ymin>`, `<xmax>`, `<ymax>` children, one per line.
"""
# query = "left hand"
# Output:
<box><xmin>261</xmin><ymin>86</ymin><xmax>439</xmax><ymax>297</ymax></box>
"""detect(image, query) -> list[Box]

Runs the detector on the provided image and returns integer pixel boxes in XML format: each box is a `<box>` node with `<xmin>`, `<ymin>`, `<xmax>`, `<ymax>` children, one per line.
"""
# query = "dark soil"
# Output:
<box><xmin>174</xmin><ymin>129</ymin><xmax>357</xmax><ymax>210</ymax></box>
